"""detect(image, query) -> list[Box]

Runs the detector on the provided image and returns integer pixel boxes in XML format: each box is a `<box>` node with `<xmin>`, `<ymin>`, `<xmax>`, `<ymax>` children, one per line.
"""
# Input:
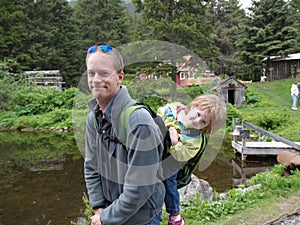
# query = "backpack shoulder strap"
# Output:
<box><xmin>176</xmin><ymin>134</ymin><xmax>208</xmax><ymax>189</ymax></box>
<box><xmin>117</xmin><ymin>101</ymin><xmax>146</xmax><ymax>145</ymax></box>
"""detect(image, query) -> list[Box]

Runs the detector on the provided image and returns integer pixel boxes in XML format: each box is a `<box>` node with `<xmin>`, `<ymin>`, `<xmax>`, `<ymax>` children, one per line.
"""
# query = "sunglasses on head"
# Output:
<box><xmin>87</xmin><ymin>44</ymin><xmax>113</xmax><ymax>54</ymax></box>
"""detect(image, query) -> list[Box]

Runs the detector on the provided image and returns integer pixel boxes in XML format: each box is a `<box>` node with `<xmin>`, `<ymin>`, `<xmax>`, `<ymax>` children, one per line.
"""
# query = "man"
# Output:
<box><xmin>84</xmin><ymin>44</ymin><xmax>165</xmax><ymax>225</ymax></box>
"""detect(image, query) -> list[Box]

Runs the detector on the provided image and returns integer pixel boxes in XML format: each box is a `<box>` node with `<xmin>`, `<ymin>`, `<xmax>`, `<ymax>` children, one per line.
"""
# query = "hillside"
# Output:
<box><xmin>236</xmin><ymin>78</ymin><xmax>300</xmax><ymax>142</ymax></box>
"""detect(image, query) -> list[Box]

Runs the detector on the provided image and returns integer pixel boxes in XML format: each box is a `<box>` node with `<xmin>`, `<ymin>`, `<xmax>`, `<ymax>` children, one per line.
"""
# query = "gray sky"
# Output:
<box><xmin>239</xmin><ymin>0</ymin><xmax>252</xmax><ymax>9</ymax></box>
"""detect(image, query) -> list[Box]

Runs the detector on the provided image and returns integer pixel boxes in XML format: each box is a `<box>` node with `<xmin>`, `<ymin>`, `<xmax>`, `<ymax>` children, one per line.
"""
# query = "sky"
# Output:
<box><xmin>239</xmin><ymin>0</ymin><xmax>252</xmax><ymax>9</ymax></box>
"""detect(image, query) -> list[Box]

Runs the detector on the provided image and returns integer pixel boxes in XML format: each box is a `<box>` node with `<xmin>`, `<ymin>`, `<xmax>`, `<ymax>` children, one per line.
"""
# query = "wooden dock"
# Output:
<box><xmin>232</xmin><ymin>141</ymin><xmax>300</xmax><ymax>161</ymax></box>
<box><xmin>232</xmin><ymin>119</ymin><xmax>300</xmax><ymax>161</ymax></box>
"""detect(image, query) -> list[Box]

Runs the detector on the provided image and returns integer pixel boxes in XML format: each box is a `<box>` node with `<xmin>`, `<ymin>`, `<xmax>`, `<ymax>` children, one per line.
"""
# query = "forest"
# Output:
<box><xmin>1</xmin><ymin>0</ymin><xmax>300</xmax><ymax>87</ymax></box>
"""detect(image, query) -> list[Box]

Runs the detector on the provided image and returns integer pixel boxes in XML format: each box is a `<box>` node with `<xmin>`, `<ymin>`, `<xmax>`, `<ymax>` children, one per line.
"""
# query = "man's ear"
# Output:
<box><xmin>117</xmin><ymin>71</ymin><xmax>124</xmax><ymax>85</ymax></box>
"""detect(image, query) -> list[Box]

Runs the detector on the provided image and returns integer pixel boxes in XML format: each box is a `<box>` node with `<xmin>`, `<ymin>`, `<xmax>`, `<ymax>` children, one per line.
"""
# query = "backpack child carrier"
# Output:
<box><xmin>94</xmin><ymin>100</ymin><xmax>206</xmax><ymax>189</ymax></box>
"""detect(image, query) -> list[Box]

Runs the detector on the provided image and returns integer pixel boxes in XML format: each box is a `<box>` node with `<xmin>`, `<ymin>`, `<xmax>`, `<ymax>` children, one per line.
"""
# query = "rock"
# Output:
<box><xmin>178</xmin><ymin>174</ymin><xmax>214</xmax><ymax>203</ymax></box>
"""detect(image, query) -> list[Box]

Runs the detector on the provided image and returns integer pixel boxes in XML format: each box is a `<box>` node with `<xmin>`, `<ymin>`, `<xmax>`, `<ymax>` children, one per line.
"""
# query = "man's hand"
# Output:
<box><xmin>90</xmin><ymin>208</ymin><xmax>103</xmax><ymax>225</ymax></box>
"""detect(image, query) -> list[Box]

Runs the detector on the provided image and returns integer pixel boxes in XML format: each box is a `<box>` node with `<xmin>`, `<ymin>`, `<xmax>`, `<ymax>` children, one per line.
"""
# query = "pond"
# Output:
<box><xmin>0</xmin><ymin>131</ymin><xmax>278</xmax><ymax>224</ymax></box>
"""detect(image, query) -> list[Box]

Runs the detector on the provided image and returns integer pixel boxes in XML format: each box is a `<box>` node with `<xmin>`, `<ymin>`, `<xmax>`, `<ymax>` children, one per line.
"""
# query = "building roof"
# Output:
<box><xmin>261</xmin><ymin>53</ymin><xmax>300</xmax><ymax>62</ymax></box>
<box><xmin>211</xmin><ymin>76</ymin><xmax>247</xmax><ymax>91</ymax></box>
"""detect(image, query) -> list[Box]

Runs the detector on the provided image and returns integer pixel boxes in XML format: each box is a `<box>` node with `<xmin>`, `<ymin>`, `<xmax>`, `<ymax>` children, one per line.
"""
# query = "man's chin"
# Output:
<box><xmin>92</xmin><ymin>90</ymin><xmax>106</xmax><ymax>98</ymax></box>
<box><xmin>92</xmin><ymin>88</ymin><xmax>106</xmax><ymax>93</ymax></box>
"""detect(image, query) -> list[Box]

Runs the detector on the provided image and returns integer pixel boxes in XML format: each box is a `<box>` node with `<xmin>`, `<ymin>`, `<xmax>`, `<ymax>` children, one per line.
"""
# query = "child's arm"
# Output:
<box><xmin>169</xmin><ymin>136</ymin><xmax>204</xmax><ymax>162</ymax></box>
<box><xmin>169</xmin><ymin>127</ymin><xmax>179</xmax><ymax>146</ymax></box>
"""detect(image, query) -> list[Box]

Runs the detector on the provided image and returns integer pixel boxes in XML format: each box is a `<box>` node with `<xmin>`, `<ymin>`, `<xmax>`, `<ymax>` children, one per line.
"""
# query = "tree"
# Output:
<box><xmin>0</xmin><ymin>0</ymin><xmax>29</xmax><ymax>72</ymax></box>
<box><xmin>132</xmin><ymin>0</ymin><xmax>217</xmax><ymax>58</ymax></box>
<box><xmin>237</xmin><ymin>0</ymin><xmax>299</xmax><ymax>81</ymax></box>
<box><xmin>73</xmin><ymin>0</ymin><xmax>132</xmax><ymax>47</ymax></box>
<box><xmin>22</xmin><ymin>0</ymin><xmax>82</xmax><ymax>86</ymax></box>
<box><xmin>288</xmin><ymin>0</ymin><xmax>300</xmax><ymax>53</ymax></box>
<box><xmin>206</xmin><ymin>0</ymin><xmax>247</xmax><ymax>76</ymax></box>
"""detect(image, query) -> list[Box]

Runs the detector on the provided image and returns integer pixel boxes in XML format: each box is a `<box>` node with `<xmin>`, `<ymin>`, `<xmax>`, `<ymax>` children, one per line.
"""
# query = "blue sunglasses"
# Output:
<box><xmin>87</xmin><ymin>44</ymin><xmax>113</xmax><ymax>54</ymax></box>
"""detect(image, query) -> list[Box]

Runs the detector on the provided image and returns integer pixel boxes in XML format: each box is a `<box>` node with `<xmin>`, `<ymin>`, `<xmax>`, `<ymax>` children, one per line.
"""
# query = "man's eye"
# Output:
<box><xmin>101</xmin><ymin>72</ymin><xmax>111</xmax><ymax>78</ymax></box>
<box><xmin>88</xmin><ymin>71</ymin><xmax>95</xmax><ymax>77</ymax></box>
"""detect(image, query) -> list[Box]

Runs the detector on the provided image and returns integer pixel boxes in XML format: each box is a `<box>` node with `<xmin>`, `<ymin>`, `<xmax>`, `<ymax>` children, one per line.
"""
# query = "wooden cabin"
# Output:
<box><xmin>211</xmin><ymin>76</ymin><xmax>247</xmax><ymax>106</ymax></box>
<box><xmin>261</xmin><ymin>52</ymin><xmax>300</xmax><ymax>81</ymax></box>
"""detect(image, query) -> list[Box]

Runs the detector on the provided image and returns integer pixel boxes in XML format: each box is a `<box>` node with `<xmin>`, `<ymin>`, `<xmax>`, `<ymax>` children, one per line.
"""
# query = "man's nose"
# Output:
<box><xmin>92</xmin><ymin>73</ymin><xmax>106</xmax><ymax>82</ymax></box>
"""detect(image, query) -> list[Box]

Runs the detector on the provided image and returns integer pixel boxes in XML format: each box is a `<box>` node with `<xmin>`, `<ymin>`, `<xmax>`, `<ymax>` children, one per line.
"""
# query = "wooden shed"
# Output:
<box><xmin>25</xmin><ymin>70</ymin><xmax>65</xmax><ymax>90</ymax></box>
<box><xmin>211</xmin><ymin>76</ymin><xmax>247</xmax><ymax>106</ymax></box>
<box><xmin>261</xmin><ymin>52</ymin><xmax>300</xmax><ymax>81</ymax></box>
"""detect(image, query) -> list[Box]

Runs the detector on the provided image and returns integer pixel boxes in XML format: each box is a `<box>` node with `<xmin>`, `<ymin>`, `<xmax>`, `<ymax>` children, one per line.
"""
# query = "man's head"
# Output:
<box><xmin>86</xmin><ymin>45</ymin><xmax>124</xmax><ymax>108</ymax></box>
<box><xmin>186</xmin><ymin>94</ymin><xmax>227</xmax><ymax>135</ymax></box>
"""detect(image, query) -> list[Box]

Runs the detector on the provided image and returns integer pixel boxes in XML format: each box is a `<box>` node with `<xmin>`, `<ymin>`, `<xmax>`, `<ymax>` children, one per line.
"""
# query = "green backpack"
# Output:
<box><xmin>94</xmin><ymin>100</ymin><xmax>207</xmax><ymax>189</ymax></box>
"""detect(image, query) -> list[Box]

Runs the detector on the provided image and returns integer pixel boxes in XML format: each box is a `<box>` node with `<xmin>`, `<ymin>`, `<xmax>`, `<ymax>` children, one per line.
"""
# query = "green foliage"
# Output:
<box><xmin>8</xmin><ymin>86</ymin><xmax>77</xmax><ymax>116</ymax></box>
<box><xmin>132</xmin><ymin>0</ymin><xmax>216</xmax><ymax>57</ymax></box>
<box><xmin>236</xmin><ymin>79</ymin><xmax>300</xmax><ymax>141</ymax></box>
<box><xmin>183</xmin><ymin>84</ymin><xmax>205</xmax><ymax>100</ymax></box>
<box><xmin>126</xmin><ymin>77</ymin><xmax>175</xmax><ymax>101</ymax></box>
<box><xmin>0</xmin><ymin>0</ymin><xmax>28</xmax><ymax>64</ymax></box>
<box><xmin>173</xmin><ymin>165</ymin><xmax>300</xmax><ymax>225</ymax></box>
<box><xmin>225</xmin><ymin>103</ymin><xmax>243</xmax><ymax>131</ymax></box>
<box><xmin>252</xmin><ymin>111</ymin><xmax>290</xmax><ymax>131</ymax></box>
<box><xmin>237</xmin><ymin>0</ymin><xmax>299</xmax><ymax>80</ymax></box>
<box><xmin>71</xmin><ymin>193</ymin><xmax>92</xmax><ymax>225</ymax></box>
<box><xmin>247</xmin><ymin>164</ymin><xmax>300</xmax><ymax>196</ymax></box>
<box><xmin>245</xmin><ymin>88</ymin><xmax>261</xmax><ymax>105</ymax></box>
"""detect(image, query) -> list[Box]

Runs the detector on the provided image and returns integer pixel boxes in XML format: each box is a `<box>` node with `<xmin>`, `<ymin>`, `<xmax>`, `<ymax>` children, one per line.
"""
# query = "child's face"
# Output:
<box><xmin>185</xmin><ymin>107</ymin><xmax>211</xmax><ymax>130</ymax></box>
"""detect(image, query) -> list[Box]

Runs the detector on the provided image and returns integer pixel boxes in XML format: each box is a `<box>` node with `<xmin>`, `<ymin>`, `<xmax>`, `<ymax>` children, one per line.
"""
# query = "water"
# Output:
<box><xmin>0</xmin><ymin>131</ymin><xmax>278</xmax><ymax>224</ymax></box>
<box><xmin>0</xmin><ymin>131</ymin><xmax>86</xmax><ymax>225</ymax></box>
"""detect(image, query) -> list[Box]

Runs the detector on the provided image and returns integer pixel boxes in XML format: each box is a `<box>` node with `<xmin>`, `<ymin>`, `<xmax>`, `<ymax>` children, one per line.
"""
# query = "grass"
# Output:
<box><xmin>216</xmin><ymin>189</ymin><xmax>300</xmax><ymax>225</ymax></box>
<box><xmin>235</xmin><ymin>78</ymin><xmax>300</xmax><ymax>141</ymax></box>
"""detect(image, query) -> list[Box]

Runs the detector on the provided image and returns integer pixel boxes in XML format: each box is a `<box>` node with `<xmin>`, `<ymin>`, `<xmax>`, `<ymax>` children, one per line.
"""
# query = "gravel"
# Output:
<box><xmin>277</xmin><ymin>215</ymin><xmax>300</xmax><ymax>225</ymax></box>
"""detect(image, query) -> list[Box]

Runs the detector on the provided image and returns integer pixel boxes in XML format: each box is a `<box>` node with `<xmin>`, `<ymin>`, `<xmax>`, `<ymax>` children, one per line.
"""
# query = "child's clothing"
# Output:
<box><xmin>158</xmin><ymin>102</ymin><xmax>207</xmax><ymax>162</ymax></box>
<box><xmin>157</xmin><ymin>102</ymin><xmax>208</xmax><ymax>218</ymax></box>
<box><xmin>168</xmin><ymin>213</ymin><xmax>184</xmax><ymax>225</ymax></box>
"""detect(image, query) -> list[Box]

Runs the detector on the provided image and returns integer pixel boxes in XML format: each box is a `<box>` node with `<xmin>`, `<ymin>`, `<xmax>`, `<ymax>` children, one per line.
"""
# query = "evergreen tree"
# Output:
<box><xmin>73</xmin><ymin>0</ymin><xmax>132</xmax><ymax>48</ymax></box>
<box><xmin>237</xmin><ymin>0</ymin><xmax>299</xmax><ymax>81</ymax></box>
<box><xmin>132</xmin><ymin>0</ymin><xmax>217</xmax><ymax>58</ymax></box>
<box><xmin>288</xmin><ymin>0</ymin><xmax>300</xmax><ymax>53</ymax></box>
<box><xmin>23</xmin><ymin>0</ymin><xmax>82</xmax><ymax>86</ymax></box>
<box><xmin>0</xmin><ymin>0</ymin><xmax>29</xmax><ymax>71</ymax></box>
<box><xmin>206</xmin><ymin>0</ymin><xmax>246</xmax><ymax>76</ymax></box>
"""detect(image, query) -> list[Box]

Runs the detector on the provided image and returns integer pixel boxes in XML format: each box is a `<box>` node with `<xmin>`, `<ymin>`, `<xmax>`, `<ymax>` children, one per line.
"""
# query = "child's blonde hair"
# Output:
<box><xmin>186</xmin><ymin>94</ymin><xmax>227</xmax><ymax>135</ymax></box>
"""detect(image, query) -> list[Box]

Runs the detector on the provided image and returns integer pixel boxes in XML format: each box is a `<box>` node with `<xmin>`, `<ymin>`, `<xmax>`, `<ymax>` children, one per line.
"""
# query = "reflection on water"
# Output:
<box><xmin>0</xmin><ymin>132</ymin><xmax>279</xmax><ymax>224</ymax></box>
<box><xmin>194</xmin><ymin>135</ymin><xmax>279</xmax><ymax>193</ymax></box>
<box><xmin>0</xmin><ymin>131</ymin><xmax>86</xmax><ymax>225</ymax></box>
<box><xmin>231</xmin><ymin>154</ymin><xmax>278</xmax><ymax>187</ymax></box>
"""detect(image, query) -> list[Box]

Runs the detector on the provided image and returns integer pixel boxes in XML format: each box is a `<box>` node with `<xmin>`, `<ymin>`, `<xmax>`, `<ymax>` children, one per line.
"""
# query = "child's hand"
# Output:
<box><xmin>169</xmin><ymin>127</ymin><xmax>179</xmax><ymax>146</ymax></box>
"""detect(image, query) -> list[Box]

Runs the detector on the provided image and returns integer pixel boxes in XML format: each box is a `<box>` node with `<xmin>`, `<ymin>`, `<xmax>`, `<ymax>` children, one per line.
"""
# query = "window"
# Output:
<box><xmin>180</xmin><ymin>72</ymin><xmax>185</xmax><ymax>80</ymax></box>
<box><xmin>188</xmin><ymin>71</ymin><xmax>194</xmax><ymax>79</ymax></box>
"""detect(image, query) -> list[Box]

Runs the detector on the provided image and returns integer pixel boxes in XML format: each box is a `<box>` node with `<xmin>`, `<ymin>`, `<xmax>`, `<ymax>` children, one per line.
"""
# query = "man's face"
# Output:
<box><xmin>86</xmin><ymin>52</ymin><xmax>123</xmax><ymax>104</ymax></box>
<box><xmin>185</xmin><ymin>107</ymin><xmax>211</xmax><ymax>130</ymax></box>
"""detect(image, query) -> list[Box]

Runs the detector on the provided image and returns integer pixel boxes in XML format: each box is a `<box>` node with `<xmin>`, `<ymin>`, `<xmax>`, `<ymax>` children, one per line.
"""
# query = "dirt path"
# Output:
<box><xmin>218</xmin><ymin>190</ymin><xmax>300</xmax><ymax>225</ymax></box>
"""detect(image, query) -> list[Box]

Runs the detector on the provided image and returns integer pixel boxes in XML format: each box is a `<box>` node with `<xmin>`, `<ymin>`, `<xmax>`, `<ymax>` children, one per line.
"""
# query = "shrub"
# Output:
<box><xmin>252</xmin><ymin>111</ymin><xmax>289</xmax><ymax>131</ymax></box>
<box><xmin>226</xmin><ymin>104</ymin><xmax>243</xmax><ymax>131</ymax></box>
<box><xmin>246</xmin><ymin>88</ymin><xmax>261</xmax><ymax>105</ymax></box>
